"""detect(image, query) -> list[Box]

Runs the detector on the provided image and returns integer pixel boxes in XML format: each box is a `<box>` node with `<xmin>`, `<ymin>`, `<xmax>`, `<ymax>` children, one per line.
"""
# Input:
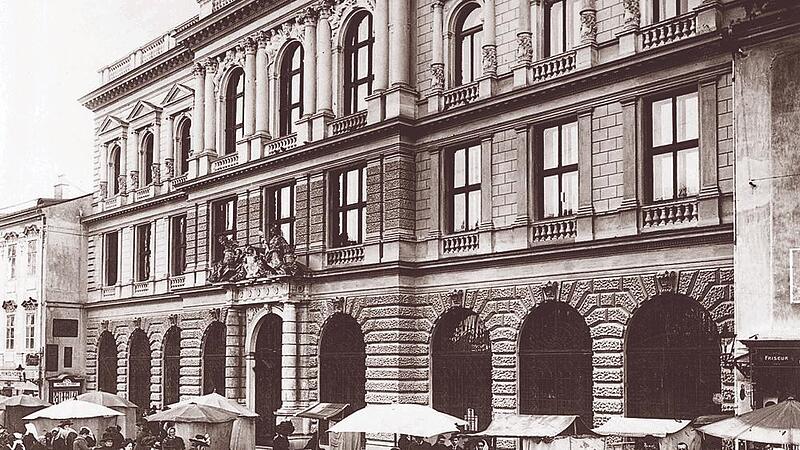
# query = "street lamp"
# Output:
<box><xmin>719</xmin><ymin>324</ymin><xmax>751</xmax><ymax>377</ymax></box>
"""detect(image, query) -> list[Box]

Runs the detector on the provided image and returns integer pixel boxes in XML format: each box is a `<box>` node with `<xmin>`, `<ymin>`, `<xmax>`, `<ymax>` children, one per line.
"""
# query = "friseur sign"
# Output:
<box><xmin>752</xmin><ymin>349</ymin><xmax>800</xmax><ymax>367</ymax></box>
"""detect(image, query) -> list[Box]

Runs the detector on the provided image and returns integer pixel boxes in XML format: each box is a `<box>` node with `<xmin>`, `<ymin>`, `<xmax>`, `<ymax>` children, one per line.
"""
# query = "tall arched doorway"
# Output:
<box><xmin>432</xmin><ymin>308</ymin><xmax>492</xmax><ymax>431</ymax></box>
<box><xmin>162</xmin><ymin>326</ymin><xmax>182</xmax><ymax>406</ymax></box>
<box><xmin>128</xmin><ymin>329</ymin><xmax>152</xmax><ymax>411</ymax></box>
<box><xmin>97</xmin><ymin>331</ymin><xmax>118</xmax><ymax>394</ymax></box>
<box><xmin>519</xmin><ymin>302</ymin><xmax>592</xmax><ymax>424</ymax></box>
<box><xmin>203</xmin><ymin>322</ymin><xmax>226</xmax><ymax>395</ymax></box>
<box><xmin>255</xmin><ymin>314</ymin><xmax>283</xmax><ymax>445</ymax></box>
<box><xmin>626</xmin><ymin>294</ymin><xmax>721</xmax><ymax>418</ymax></box>
<box><xmin>319</xmin><ymin>313</ymin><xmax>366</xmax><ymax>414</ymax></box>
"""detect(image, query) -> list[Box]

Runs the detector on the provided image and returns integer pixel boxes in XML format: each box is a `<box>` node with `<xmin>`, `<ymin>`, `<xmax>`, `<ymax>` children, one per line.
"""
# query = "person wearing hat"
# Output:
<box><xmin>273</xmin><ymin>421</ymin><xmax>295</xmax><ymax>450</ymax></box>
<box><xmin>134</xmin><ymin>420</ymin><xmax>157</xmax><ymax>450</ymax></box>
<box><xmin>98</xmin><ymin>432</ymin><xmax>116</xmax><ymax>448</ymax></box>
<box><xmin>104</xmin><ymin>426</ymin><xmax>125</xmax><ymax>449</ymax></box>
<box><xmin>187</xmin><ymin>434</ymin><xmax>210</xmax><ymax>449</ymax></box>
<box><xmin>53</xmin><ymin>420</ymin><xmax>77</xmax><ymax>450</ymax></box>
<box><xmin>6</xmin><ymin>432</ymin><xmax>25</xmax><ymax>450</ymax></box>
<box><xmin>72</xmin><ymin>427</ymin><xmax>93</xmax><ymax>450</ymax></box>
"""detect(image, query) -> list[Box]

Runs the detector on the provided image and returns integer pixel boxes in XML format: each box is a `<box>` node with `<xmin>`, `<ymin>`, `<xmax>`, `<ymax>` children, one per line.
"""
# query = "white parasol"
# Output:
<box><xmin>327</xmin><ymin>403</ymin><xmax>467</xmax><ymax>438</ymax></box>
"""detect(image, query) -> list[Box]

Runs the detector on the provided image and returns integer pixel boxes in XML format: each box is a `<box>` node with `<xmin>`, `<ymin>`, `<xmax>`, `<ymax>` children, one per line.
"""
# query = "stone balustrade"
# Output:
<box><xmin>211</xmin><ymin>153</ymin><xmax>239</xmax><ymax>172</ymax></box>
<box><xmin>641</xmin><ymin>199</ymin><xmax>698</xmax><ymax>228</ymax></box>
<box><xmin>168</xmin><ymin>275</ymin><xmax>186</xmax><ymax>290</ymax></box>
<box><xmin>531</xmin><ymin>217</ymin><xmax>577</xmax><ymax>242</ymax></box>
<box><xmin>530</xmin><ymin>51</ymin><xmax>577</xmax><ymax>84</ymax></box>
<box><xmin>441</xmin><ymin>232</ymin><xmax>480</xmax><ymax>254</ymax></box>
<box><xmin>641</xmin><ymin>13</ymin><xmax>697</xmax><ymax>50</ymax></box>
<box><xmin>443</xmin><ymin>82</ymin><xmax>479</xmax><ymax>111</ymax></box>
<box><xmin>133</xmin><ymin>281</ymin><xmax>151</xmax><ymax>295</ymax></box>
<box><xmin>99</xmin><ymin>32</ymin><xmax>177</xmax><ymax>83</ymax></box>
<box><xmin>266</xmin><ymin>134</ymin><xmax>298</xmax><ymax>156</ymax></box>
<box><xmin>327</xmin><ymin>246</ymin><xmax>365</xmax><ymax>266</ymax></box>
<box><xmin>331</xmin><ymin>111</ymin><xmax>368</xmax><ymax>136</ymax></box>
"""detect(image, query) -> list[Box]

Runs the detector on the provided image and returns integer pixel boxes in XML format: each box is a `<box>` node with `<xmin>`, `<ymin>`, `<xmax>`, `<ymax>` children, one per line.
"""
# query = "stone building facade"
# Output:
<box><xmin>78</xmin><ymin>0</ymin><xmax>753</xmax><ymax>447</ymax></box>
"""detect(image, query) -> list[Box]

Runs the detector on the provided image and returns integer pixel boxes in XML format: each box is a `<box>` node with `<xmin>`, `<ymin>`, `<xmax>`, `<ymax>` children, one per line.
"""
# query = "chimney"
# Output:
<box><xmin>54</xmin><ymin>175</ymin><xmax>67</xmax><ymax>199</ymax></box>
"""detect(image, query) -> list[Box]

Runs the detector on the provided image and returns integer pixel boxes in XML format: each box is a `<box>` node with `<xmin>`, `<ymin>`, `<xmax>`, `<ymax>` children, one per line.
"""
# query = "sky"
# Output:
<box><xmin>0</xmin><ymin>0</ymin><xmax>197</xmax><ymax>209</ymax></box>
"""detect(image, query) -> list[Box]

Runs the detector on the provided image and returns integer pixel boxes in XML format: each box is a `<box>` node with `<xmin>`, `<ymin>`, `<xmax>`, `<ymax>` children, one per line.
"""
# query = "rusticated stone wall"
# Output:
<box><xmin>84</xmin><ymin>266</ymin><xmax>734</xmax><ymax>434</ymax></box>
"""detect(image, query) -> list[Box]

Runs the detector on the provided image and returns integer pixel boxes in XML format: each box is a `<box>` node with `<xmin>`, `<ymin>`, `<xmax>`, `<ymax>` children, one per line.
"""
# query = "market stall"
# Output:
<box><xmin>698</xmin><ymin>398</ymin><xmax>800</xmax><ymax>445</ymax></box>
<box><xmin>76</xmin><ymin>391</ymin><xmax>138</xmax><ymax>439</ymax></box>
<box><xmin>593</xmin><ymin>417</ymin><xmax>700</xmax><ymax>450</ymax></box>
<box><xmin>295</xmin><ymin>402</ymin><xmax>350</xmax><ymax>448</ymax></box>
<box><xmin>0</xmin><ymin>395</ymin><xmax>50</xmax><ymax>434</ymax></box>
<box><xmin>167</xmin><ymin>392</ymin><xmax>258</xmax><ymax>450</ymax></box>
<box><xmin>475</xmin><ymin>414</ymin><xmax>602</xmax><ymax>450</ymax></box>
<box><xmin>22</xmin><ymin>398</ymin><xmax>123</xmax><ymax>435</ymax></box>
<box><xmin>147</xmin><ymin>402</ymin><xmax>237</xmax><ymax>449</ymax></box>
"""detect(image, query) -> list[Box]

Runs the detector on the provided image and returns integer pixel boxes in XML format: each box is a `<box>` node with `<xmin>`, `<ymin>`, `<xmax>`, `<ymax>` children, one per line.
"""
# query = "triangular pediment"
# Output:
<box><xmin>161</xmin><ymin>83</ymin><xmax>194</xmax><ymax>107</ymax></box>
<box><xmin>125</xmin><ymin>100</ymin><xmax>162</xmax><ymax>122</ymax></box>
<box><xmin>98</xmin><ymin>115</ymin><xmax>128</xmax><ymax>135</ymax></box>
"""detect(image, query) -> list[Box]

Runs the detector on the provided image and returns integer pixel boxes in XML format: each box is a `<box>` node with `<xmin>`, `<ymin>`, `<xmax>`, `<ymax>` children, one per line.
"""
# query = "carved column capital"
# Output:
<box><xmin>579</xmin><ymin>9</ymin><xmax>598</xmax><ymax>45</ymax></box>
<box><xmin>430</xmin><ymin>63</ymin><xmax>445</xmax><ymax>92</ymax></box>
<box><xmin>622</xmin><ymin>0</ymin><xmax>640</xmax><ymax>31</ymax></box>
<box><xmin>242</xmin><ymin>36</ymin><xmax>257</xmax><ymax>54</ymax></box>
<box><xmin>300</xmin><ymin>6</ymin><xmax>318</xmax><ymax>26</ymax></box>
<box><xmin>517</xmin><ymin>33</ymin><xmax>533</xmax><ymax>65</ymax></box>
<box><xmin>317</xmin><ymin>0</ymin><xmax>333</xmax><ymax>18</ymax></box>
<box><xmin>256</xmin><ymin>30</ymin><xmax>271</xmax><ymax>48</ymax></box>
<box><xmin>204</xmin><ymin>57</ymin><xmax>218</xmax><ymax>74</ymax></box>
<box><xmin>193</xmin><ymin>62</ymin><xmax>205</xmax><ymax>77</ymax></box>
<box><xmin>482</xmin><ymin>46</ymin><xmax>497</xmax><ymax>77</ymax></box>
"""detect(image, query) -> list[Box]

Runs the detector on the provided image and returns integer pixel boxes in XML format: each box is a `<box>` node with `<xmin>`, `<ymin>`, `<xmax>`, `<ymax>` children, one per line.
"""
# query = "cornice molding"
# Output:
<box><xmin>82</xmin><ymin>191</ymin><xmax>187</xmax><ymax>224</ymax></box>
<box><xmin>81</xmin><ymin>47</ymin><xmax>194</xmax><ymax>112</ymax></box>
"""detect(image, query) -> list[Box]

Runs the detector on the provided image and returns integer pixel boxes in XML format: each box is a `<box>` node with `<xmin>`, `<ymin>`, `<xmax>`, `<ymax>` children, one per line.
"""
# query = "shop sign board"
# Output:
<box><xmin>752</xmin><ymin>349</ymin><xmax>800</xmax><ymax>367</ymax></box>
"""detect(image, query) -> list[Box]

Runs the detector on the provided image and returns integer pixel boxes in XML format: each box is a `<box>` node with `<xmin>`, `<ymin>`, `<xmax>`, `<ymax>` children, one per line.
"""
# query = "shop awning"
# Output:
<box><xmin>593</xmin><ymin>417</ymin><xmax>691</xmax><ymax>438</ymax></box>
<box><xmin>477</xmin><ymin>414</ymin><xmax>589</xmax><ymax>438</ymax></box>
<box><xmin>295</xmin><ymin>402</ymin><xmax>350</xmax><ymax>420</ymax></box>
<box><xmin>691</xmin><ymin>414</ymin><xmax>733</xmax><ymax>427</ymax></box>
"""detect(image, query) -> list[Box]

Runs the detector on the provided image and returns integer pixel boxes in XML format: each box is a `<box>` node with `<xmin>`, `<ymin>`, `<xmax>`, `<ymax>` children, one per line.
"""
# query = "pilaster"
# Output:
<box><xmin>190</xmin><ymin>63</ymin><xmax>205</xmax><ymax>179</ymax></box>
<box><xmin>576</xmin><ymin>109</ymin><xmax>595</xmax><ymax>241</ymax></box>
<box><xmin>618</xmin><ymin>97</ymin><xmax>640</xmax><ymax>235</ymax></box>
<box><xmin>373</xmin><ymin>0</ymin><xmax>389</xmax><ymax>92</ymax></box>
<box><xmin>479</xmin><ymin>136</ymin><xmax>494</xmax><ymax>254</ymax></box>
<box><xmin>698</xmin><ymin>77</ymin><xmax>721</xmax><ymax>226</ymax></box>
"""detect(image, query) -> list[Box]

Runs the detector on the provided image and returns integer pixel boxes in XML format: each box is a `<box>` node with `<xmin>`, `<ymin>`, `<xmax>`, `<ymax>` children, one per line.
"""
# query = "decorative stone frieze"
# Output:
<box><xmin>622</xmin><ymin>0</ymin><xmax>640</xmax><ymax>31</ymax></box>
<box><xmin>516</xmin><ymin>33</ymin><xmax>533</xmax><ymax>65</ymax></box>
<box><xmin>482</xmin><ymin>46</ymin><xmax>497</xmax><ymax>77</ymax></box>
<box><xmin>431</xmin><ymin>63</ymin><xmax>445</xmax><ymax>92</ymax></box>
<box><xmin>208</xmin><ymin>227</ymin><xmax>307</xmax><ymax>283</ymax></box>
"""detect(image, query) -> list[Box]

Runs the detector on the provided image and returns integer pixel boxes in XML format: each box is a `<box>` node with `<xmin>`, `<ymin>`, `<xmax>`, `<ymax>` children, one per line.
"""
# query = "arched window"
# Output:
<box><xmin>141</xmin><ymin>133</ymin><xmax>154</xmax><ymax>186</ymax></box>
<box><xmin>225</xmin><ymin>68</ymin><xmax>245</xmax><ymax>155</ymax></box>
<box><xmin>97</xmin><ymin>331</ymin><xmax>118</xmax><ymax>393</ymax></box>
<box><xmin>343</xmin><ymin>11</ymin><xmax>374</xmax><ymax>115</ymax></box>
<box><xmin>519</xmin><ymin>302</ymin><xmax>592</xmax><ymax>424</ymax></box>
<box><xmin>109</xmin><ymin>145</ymin><xmax>121</xmax><ymax>195</ymax></box>
<box><xmin>319</xmin><ymin>313</ymin><xmax>366</xmax><ymax>415</ymax></box>
<box><xmin>432</xmin><ymin>308</ymin><xmax>492</xmax><ymax>431</ymax></box>
<box><xmin>162</xmin><ymin>326</ymin><xmax>182</xmax><ymax>406</ymax></box>
<box><xmin>202</xmin><ymin>321</ymin><xmax>226</xmax><ymax>395</ymax></box>
<box><xmin>626</xmin><ymin>294</ymin><xmax>721</xmax><ymax>418</ymax></box>
<box><xmin>280</xmin><ymin>42</ymin><xmax>304</xmax><ymax>137</ymax></box>
<box><xmin>177</xmin><ymin>118</ymin><xmax>191</xmax><ymax>176</ymax></box>
<box><xmin>254</xmin><ymin>314</ymin><xmax>282</xmax><ymax>445</ymax></box>
<box><xmin>454</xmin><ymin>4</ymin><xmax>482</xmax><ymax>86</ymax></box>
<box><xmin>128</xmin><ymin>329</ymin><xmax>152</xmax><ymax>410</ymax></box>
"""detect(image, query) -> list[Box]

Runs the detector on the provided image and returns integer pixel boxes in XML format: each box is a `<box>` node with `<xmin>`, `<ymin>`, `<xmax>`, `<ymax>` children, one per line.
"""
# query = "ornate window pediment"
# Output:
<box><xmin>126</xmin><ymin>100</ymin><xmax>162</xmax><ymax>127</ymax></box>
<box><xmin>3</xmin><ymin>232</ymin><xmax>18</xmax><ymax>241</ymax></box>
<box><xmin>98</xmin><ymin>115</ymin><xmax>128</xmax><ymax>138</ymax></box>
<box><xmin>2</xmin><ymin>300</ymin><xmax>17</xmax><ymax>312</ymax></box>
<box><xmin>161</xmin><ymin>83</ymin><xmax>194</xmax><ymax>108</ymax></box>
<box><xmin>22</xmin><ymin>225</ymin><xmax>40</xmax><ymax>237</ymax></box>
<box><xmin>21</xmin><ymin>298</ymin><xmax>38</xmax><ymax>311</ymax></box>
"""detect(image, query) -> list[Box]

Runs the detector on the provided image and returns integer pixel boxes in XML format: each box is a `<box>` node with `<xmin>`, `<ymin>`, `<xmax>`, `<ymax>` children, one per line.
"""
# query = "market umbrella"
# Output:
<box><xmin>327</xmin><ymin>403</ymin><xmax>468</xmax><ymax>438</ymax></box>
<box><xmin>22</xmin><ymin>399</ymin><xmax>124</xmax><ymax>437</ymax></box>
<box><xmin>0</xmin><ymin>395</ymin><xmax>50</xmax><ymax>434</ymax></box>
<box><xmin>167</xmin><ymin>392</ymin><xmax>258</xmax><ymax>450</ymax></box>
<box><xmin>76</xmin><ymin>392</ymin><xmax>138</xmax><ymax>438</ymax></box>
<box><xmin>147</xmin><ymin>403</ymin><xmax>237</xmax><ymax>449</ymax></box>
<box><xmin>699</xmin><ymin>398</ymin><xmax>800</xmax><ymax>445</ymax></box>
<box><xmin>0</xmin><ymin>395</ymin><xmax>50</xmax><ymax>408</ymax></box>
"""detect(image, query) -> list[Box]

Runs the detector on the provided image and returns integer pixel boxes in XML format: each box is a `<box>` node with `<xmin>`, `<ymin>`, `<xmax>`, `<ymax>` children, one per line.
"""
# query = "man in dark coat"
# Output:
<box><xmin>273</xmin><ymin>421</ymin><xmax>295</xmax><ymax>450</ymax></box>
<box><xmin>160</xmin><ymin>427</ymin><xmax>186</xmax><ymax>450</ymax></box>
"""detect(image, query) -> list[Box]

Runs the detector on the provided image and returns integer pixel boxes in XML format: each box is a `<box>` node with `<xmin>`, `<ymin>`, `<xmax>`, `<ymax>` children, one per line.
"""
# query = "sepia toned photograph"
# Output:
<box><xmin>0</xmin><ymin>0</ymin><xmax>798</xmax><ymax>449</ymax></box>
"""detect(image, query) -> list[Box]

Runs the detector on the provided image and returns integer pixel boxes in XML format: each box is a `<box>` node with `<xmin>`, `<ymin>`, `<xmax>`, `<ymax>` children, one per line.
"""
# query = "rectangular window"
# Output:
<box><xmin>652</xmin><ymin>0</ymin><xmax>702</xmax><ymax>23</ymax></box>
<box><xmin>170</xmin><ymin>215</ymin><xmax>187</xmax><ymax>276</ymax></box>
<box><xmin>104</xmin><ymin>231</ymin><xmax>119</xmax><ymax>286</ymax></box>
<box><xmin>331</xmin><ymin>167</ymin><xmax>366</xmax><ymax>247</ymax></box>
<box><xmin>7</xmin><ymin>244</ymin><xmax>16</xmax><ymax>280</ymax></box>
<box><xmin>540</xmin><ymin>121</ymin><xmax>579</xmax><ymax>218</ymax></box>
<box><xmin>25</xmin><ymin>312</ymin><xmax>34</xmax><ymax>350</ymax></box>
<box><xmin>26</xmin><ymin>240</ymin><xmax>37</xmax><ymax>277</ymax></box>
<box><xmin>448</xmin><ymin>145</ymin><xmax>482</xmax><ymax>233</ymax></box>
<box><xmin>648</xmin><ymin>91</ymin><xmax>699</xmax><ymax>202</ymax></box>
<box><xmin>45</xmin><ymin>344</ymin><xmax>58</xmax><ymax>371</ymax></box>
<box><xmin>5</xmin><ymin>313</ymin><xmax>14</xmax><ymax>350</ymax></box>
<box><xmin>63</xmin><ymin>347</ymin><xmax>73</xmax><ymax>368</ymax></box>
<box><xmin>135</xmin><ymin>223</ymin><xmax>151</xmax><ymax>282</ymax></box>
<box><xmin>53</xmin><ymin>319</ymin><xmax>79</xmax><ymax>338</ymax></box>
<box><xmin>545</xmin><ymin>0</ymin><xmax>581</xmax><ymax>57</ymax></box>
<box><xmin>266</xmin><ymin>184</ymin><xmax>295</xmax><ymax>246</ymax></box>
<box><xmin>212</xmin><ymin>198</ymin><xmax>237</xmax><ymax>262</ymax></box>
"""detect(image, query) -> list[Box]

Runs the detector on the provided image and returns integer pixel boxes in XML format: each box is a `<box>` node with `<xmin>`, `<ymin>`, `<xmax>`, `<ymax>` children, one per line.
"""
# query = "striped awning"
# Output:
<box><xmin>295</xmin><ymin>402</ymin><xmax>350</xmax><ymax>420</ymax></box>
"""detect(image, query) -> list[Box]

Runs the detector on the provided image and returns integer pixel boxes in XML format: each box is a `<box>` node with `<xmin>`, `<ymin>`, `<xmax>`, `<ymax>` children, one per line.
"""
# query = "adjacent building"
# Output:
<box><xmin>0</xmin><ymin>189</ymin><xmax>90</xmax><ymax>403</ymax></box>
<box><xmin>77</xmin><ymin>0</ymin><xmax>797</xmax><ymax>447</ymax></box>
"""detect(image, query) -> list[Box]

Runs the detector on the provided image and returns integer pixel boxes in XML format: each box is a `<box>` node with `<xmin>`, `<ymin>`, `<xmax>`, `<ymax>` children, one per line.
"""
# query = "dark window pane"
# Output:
<box><xmin>64</xmin><ymin>347</ymin><xmax>73</xmax><ymax>368</ymax></box>
<box><xmin>53</xmin><ymin>319</ymin><xmax>79</xmax><ymax>338</ymax></box>
<box><xmin>46</xmin><ymin>344</ymin><xmax>58</xmax><ymax>372</ymax></box>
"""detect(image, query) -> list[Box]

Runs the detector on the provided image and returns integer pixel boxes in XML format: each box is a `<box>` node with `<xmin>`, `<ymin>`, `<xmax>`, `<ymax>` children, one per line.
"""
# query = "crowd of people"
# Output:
<box><xmin>0</xmin><ymin>420</ymin><xmax>212</xmax><ymax>450</ymax></box>
<box><xmin>398</xmin><ymin>434</ymin><xmax>490</xmax><ymax>450</ymax></box>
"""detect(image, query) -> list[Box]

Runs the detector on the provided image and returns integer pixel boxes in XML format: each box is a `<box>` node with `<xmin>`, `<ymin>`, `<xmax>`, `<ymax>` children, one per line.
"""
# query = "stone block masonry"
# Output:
<box><xmin>717</xmin><ymin>73</ymin><xmax>734</xmax><ymax>194</ymax></box>
<box><xmin>591</xmin><ymin>102</ymin><xmax>624</xmax><ymax>212</ymax></box>
<box><xmin>491</xmin><ymin>129</ymin><xmax>518</xmax><ymax>228</ymax></box>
